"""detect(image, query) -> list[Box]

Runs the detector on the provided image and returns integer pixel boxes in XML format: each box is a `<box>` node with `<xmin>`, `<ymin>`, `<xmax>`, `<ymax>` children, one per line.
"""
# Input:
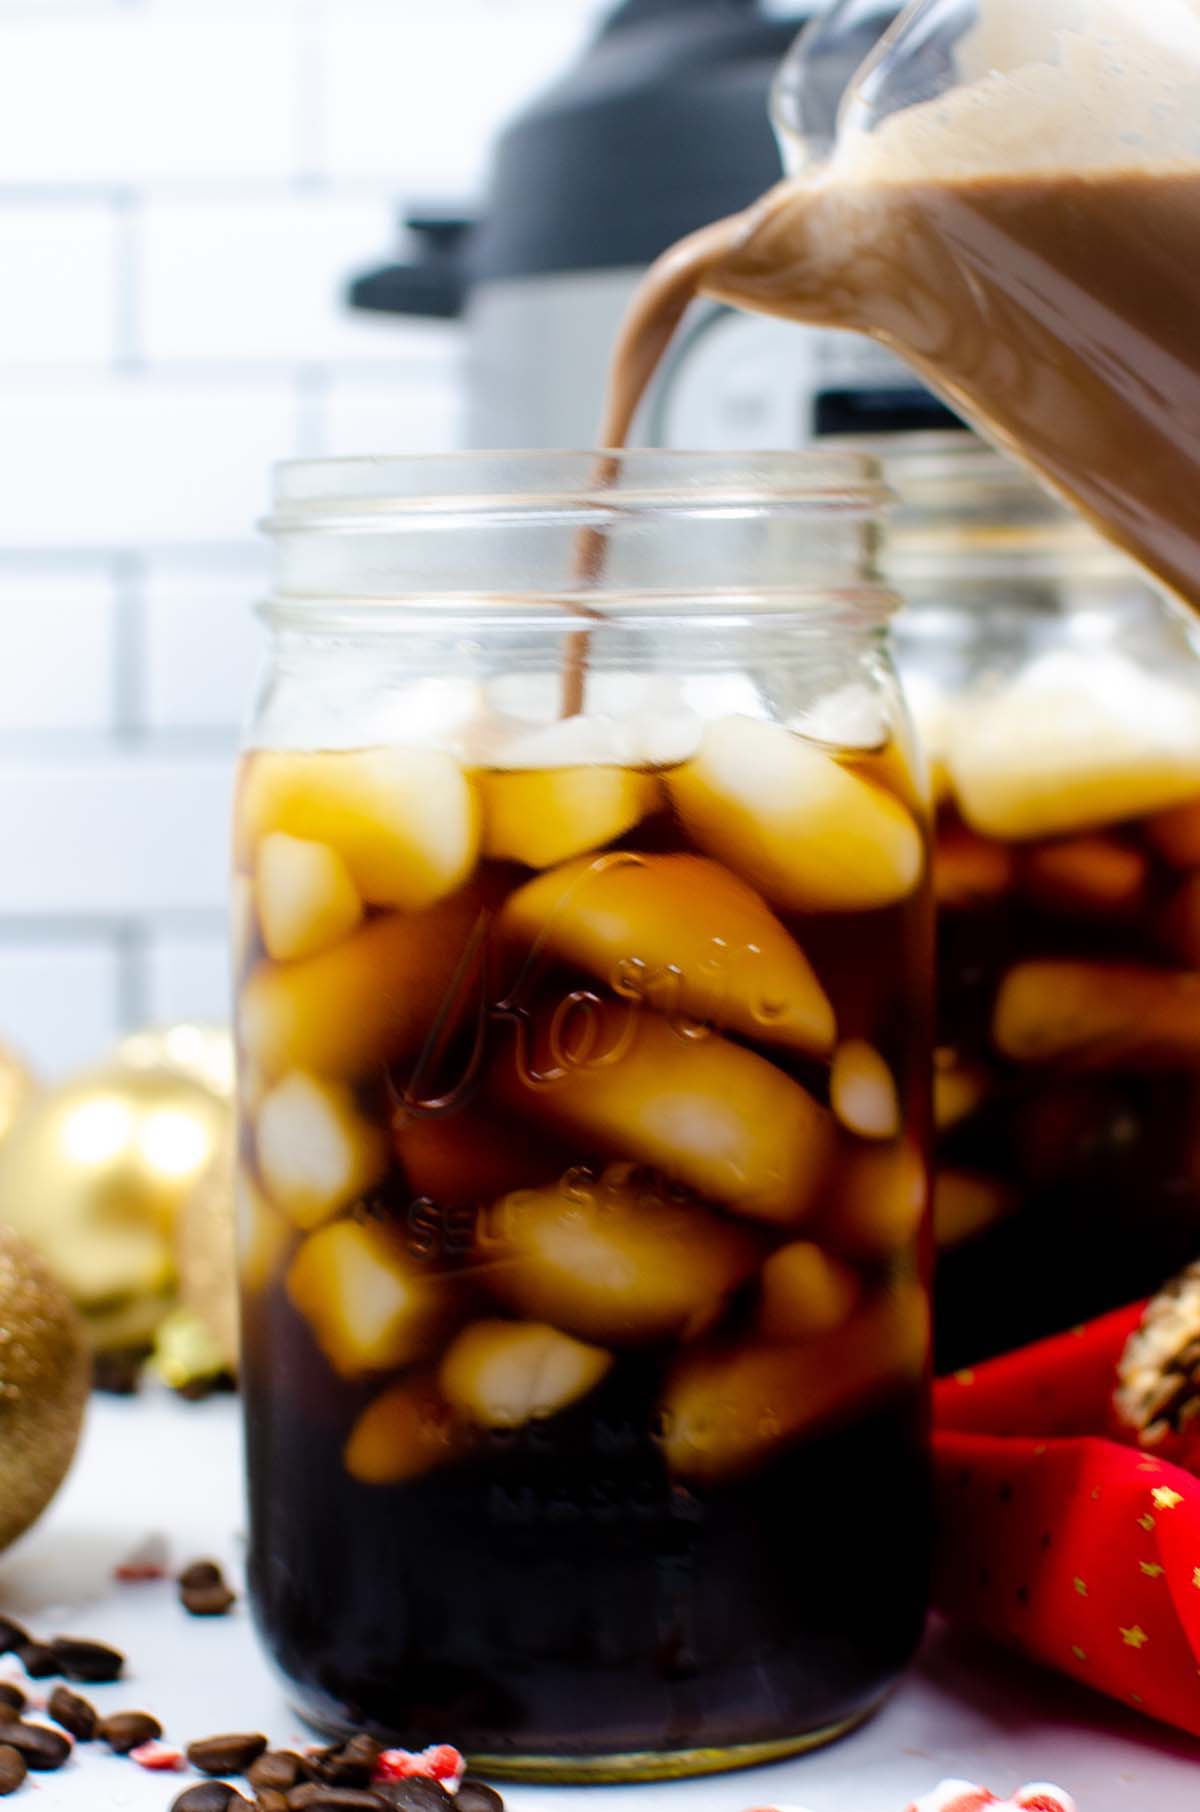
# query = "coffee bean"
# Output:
<box><xmin>17</xmin><ymin>1641</ymin><xmax>58</xmax><ymax>1677</ymax></box>
<box><xmin>188</xmin><ymin>1733</ymin><xmax>270</xmax><ymax>1776</ymax></box>
<box><xmin>99</xmin><ymin>1709</ymin><xmax>162</xmax><ymax>1754</ymax></box>
<box><xmin>182</xmin><ymin>1582</ymin><xmax>237</xmax><ymax>1617</ymax></box>
<box><xmin>0</xmin><ymin>1708</ymin><xmax>17</xmax><ymax>1729</ymax></box>
<box><xmin>375</xmin><ymin>1782</ymin><xmax>453</xmax><ymax>1812</ymax></box>
<box><xmin>249</xmin><ymin>1751</ymin><xmax>308</xmax><ymax>1792</ymax></box>
<box><xmin>3</xmin><ymin>1721</ymin><xmax>72</xmax><ymax>1770</ymax></box>
<box><xmin>178</xmin><ymin>1560</ymin><xmax>224</xmax><ymax>1591</ymax></box>
<box><xmin>48</xmin><ymin>1684</ymin><xmax>98</xmax><ymax>1741</ymax></box>
<box><xmin>0</xmin><ymin>1744</ymin><xmax>25</xmax><ymax>1796</ymax></box>
<box><xmin>455</xmin><ymin>1781</ymin><xmax>504</xmax><ymax>1812</ymax></box>
<box><xmin>0</xmin><ymin>1686</ymin><xmax>23</xmax><ymax>1714</ymax></box>
<box><xmin>0</xmin><ymin>1619</ymin><xmax>29</xmax><ymax>1657</ymax></box>
<box><xmin>313</xmin><ymin>1735</ymin><xmax>380</xmax><ymax>1787</ymax></box>
<box><xmin>373</xmin><ymin>1783</ymin><xmax>453</xmax><ymax>1812</ymax></box>
<box><xmin>172</xmin><ymin>1785</ymin><xmax>241</xmax><ymax>1812</ymax></box>
<box><xmin>257</xmin><ymin>1792</ymin><xmax>290</xmax><ymax>1812</ymax></box>
<box><xmin>53</xmin><ymin>1635</ymin><xmax>124</xmax><ymax>1682</ymax></box>
<box><xmin>287</xmin><ymin>1787</ymin><xmax>385</xmax><ymax>1811</ymax></box>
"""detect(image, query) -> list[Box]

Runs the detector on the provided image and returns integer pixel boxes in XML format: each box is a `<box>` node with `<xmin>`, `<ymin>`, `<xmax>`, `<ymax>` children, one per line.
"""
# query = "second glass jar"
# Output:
<box><xmin>888</xmin><ymin>433</ymin><xmax>1200</xmax><ymax>1369</ymax></box>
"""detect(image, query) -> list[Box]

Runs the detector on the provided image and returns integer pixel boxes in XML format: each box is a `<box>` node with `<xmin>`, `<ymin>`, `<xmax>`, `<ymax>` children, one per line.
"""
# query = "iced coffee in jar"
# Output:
<box><xmin>234</xmin><ymin>452</ymin><xmax>932</xmax><ymax>1779</ymax></box>
<box><xmin>883</xmin><ymin>432</ymin><xmax>1200</xmax><ymax>1368</ymax></box>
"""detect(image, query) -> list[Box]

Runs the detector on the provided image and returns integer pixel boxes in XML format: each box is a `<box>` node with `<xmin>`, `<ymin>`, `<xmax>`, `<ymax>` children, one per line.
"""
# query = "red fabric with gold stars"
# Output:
<box><xmin>934</xmin><ymin>1304</ymin><xmax>1200</xmax><ymax>1737</ymax></box>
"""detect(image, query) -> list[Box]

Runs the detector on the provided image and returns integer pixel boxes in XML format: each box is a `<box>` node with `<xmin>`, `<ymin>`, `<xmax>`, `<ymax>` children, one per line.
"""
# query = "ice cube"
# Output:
<box><xmin>255</xmin><ymin>833</ymin><xmax>362</xmax><ymax>962</ymax></box>
<box><xmin>821</xmin><ymin>1138</ymin><xmax>928</xmax><ymax>1259</ymax></box>
<box><xmin>934</xmin><ymin>1169</ymin><xmax>1017</xmax><ymax>1250</ymax></box>
<box><xmin>1018</xmin><ymin>835</ymin><xmax>1147</xmax><ymax>920</ymax></box>
<box><xmin>660</xmin><ymin>1284</ymin><xmax>928</xmax><ymax>1480</ymax></box>
<box><xmin>236</xmin><ymin>746</ymin><xmax>480</xmax><ymax>910</ymax></box>
<box><xmin>438</xmin><ymin>1320</ymin><xmax>612</xmax><ymax>1428</ymax></box>
<box><xmin>234</xmin><ymin>1165</ymin><xmax>291</xmax><ymax>1296</ymax></box>
<box><xmin>499</xmin><ymin>852</ymin><xmax>835</xmax><ymax>1055</ymax></box>
<box><xmin>343</xmin><ymin>1375</ymin><xmax>465</xmax><ymax>1485</ymax></box>
<box><xmin>757</xmin><ymin>1241</ymin><xmax>861</xmax><ymax>1341</ymax></box>
<box><xmin>286</xmin><ymin>1220</ymin><xmax>447</xmax><ymax>1377</ymax></box>
<box><xmin>238</xmin><ymin>886</ymin><xmax>488</xmax><ymax>1080</ymax></box>
<box><xmin>256</xmin><ymin>1072</ymin><xmax>388</xmax><ymax>1230</ymax></box>
<box><xmin>668</xmin><ymin>716</ymin><xmax>923</xmax><ymax>912</ymax></box>
<box><xmin>993</xmin><ymin>960</ymin><xmax>1200</xmax><ymax>1069</ymax></box>
<box><xmin>480</xmin><ymin>1165</ymin><xmax>759</xmax><ymax>1345</ymax></box>
<box><xmin>492</xmin><ymin>1002</ymin><xmax>834</xmax><ymax>1225</ymax></box>
<box><xmin>478</xmin><ymin>766</ymin><xmax>660</xmax><ymax>869</ymax></box>
<box><xmin>830</xmin><ymin>1040</ymin><xmax>901</xmax><ymax>1140</ymax></box>
<box><xmin>946</xmin><ymin>654</ymin><xmax>1200</xmax><ymax>841</ymax></box>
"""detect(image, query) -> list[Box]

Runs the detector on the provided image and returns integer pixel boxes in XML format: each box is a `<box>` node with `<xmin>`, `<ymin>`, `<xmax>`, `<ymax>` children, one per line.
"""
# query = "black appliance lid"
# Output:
<box><xmin>350</xmin><ymin>0</ymin><xmax>812</xmax><ymax>317</ymax></box>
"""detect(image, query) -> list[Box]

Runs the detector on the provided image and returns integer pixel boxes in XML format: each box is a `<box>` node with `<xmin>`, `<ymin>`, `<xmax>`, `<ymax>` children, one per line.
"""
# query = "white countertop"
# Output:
<box><xmin>2</xmin><ymin>1393</ymin><xmax>1198</xmax><ymax>1812</ymax></box>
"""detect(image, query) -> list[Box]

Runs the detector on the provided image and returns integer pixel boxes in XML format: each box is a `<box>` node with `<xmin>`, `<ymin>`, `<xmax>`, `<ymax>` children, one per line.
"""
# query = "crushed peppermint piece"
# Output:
<box><xmin>375</xmin><ymin>1745</ymin><xmax>466</xmax><ymax>1786</ymax></box>
<box><xmin>115</xmin><ymin>1534</ymin><xmax>169</xmax><ymax>1583</ymax></box>
<box><xmin>903</xmin><ymin>1785</ymin><xmax>1076</xmax><ymax>1812</ymax></box>
<box><xmin>130</xmin><ymin>1740</ymin><xmax>184</xmax><ymax>1771</ymax></box>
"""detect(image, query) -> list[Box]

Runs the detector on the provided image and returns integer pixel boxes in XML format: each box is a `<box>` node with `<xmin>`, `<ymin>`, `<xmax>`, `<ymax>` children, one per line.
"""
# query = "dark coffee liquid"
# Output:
<box><xmin>603</xmin><ymin>168</ymin><xmax>1200</xmax><ymax>610</ymax></box>
<box><xmin>238</xmin><ymin>747</ymin><xmax>932</xmax><ymax>1772</ymax></box>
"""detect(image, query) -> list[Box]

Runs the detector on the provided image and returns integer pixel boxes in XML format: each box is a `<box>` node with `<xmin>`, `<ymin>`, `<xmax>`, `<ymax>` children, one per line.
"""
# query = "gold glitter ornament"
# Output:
<box><xmin>0</xmin><ymin>1224</ymin><xmax>88</xmax><ymax>1552</ymax></box>
<box><xmin>0</xmin><ymin>1044</ymin><xmax>37</xmax><ymax>1151</ymax></box>
<box><xmin>0</xmin><ymin>1046</ymin><xmax>230</xmax><ymax>1352</ymax></box>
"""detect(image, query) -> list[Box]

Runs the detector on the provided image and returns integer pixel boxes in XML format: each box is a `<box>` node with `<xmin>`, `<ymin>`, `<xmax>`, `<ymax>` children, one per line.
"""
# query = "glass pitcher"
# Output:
<box><xmin>609</xmin><ymin>0</ymin><xmax>1200</xmax><ymax>611</ymax></box>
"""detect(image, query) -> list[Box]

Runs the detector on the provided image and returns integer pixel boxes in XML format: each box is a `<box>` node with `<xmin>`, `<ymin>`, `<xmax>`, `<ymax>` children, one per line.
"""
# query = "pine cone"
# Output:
<box><xmin>1115</xmin><ymin>1259</ymin><xmax>1200</xmax><ymax>1459</ymax></box>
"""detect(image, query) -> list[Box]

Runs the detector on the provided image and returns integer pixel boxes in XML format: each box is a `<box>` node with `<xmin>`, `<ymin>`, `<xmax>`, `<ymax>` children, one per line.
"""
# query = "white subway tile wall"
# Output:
<box><xmin>0</xmin><ymin>0</ymin><xmax>605</xmax><ymax>1075</ymax></box>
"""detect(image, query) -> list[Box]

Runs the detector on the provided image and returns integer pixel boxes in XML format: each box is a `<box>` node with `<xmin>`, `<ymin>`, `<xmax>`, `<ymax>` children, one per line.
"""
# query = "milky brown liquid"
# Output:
<box><xmin>601</xmin><ymin>168</ymin><xmax>1200</xmax><ymax>610</ymax></box>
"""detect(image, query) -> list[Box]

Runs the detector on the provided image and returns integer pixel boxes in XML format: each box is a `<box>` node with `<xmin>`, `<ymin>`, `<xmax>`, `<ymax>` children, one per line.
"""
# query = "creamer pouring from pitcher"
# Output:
<box><xmin>602</xmin><ymin>0</ymin><xmax>1200</xmax><ymax>611</ymax></box>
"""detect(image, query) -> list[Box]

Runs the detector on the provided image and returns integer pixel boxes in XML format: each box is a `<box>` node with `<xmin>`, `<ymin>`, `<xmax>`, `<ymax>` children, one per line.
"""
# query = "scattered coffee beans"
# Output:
<box><xmin>52</xmin><ymin>1635</ymin><xmax>124</xmax><ymax>1683</ymax></box>
<box><xmin>183</xmin><ymin>1581</ymin><xmax>237</xmax><ymax>1617</ymax></box>
<box><xmin>14</xmin><ymin>1644</ymin><xmax>56</xmax><ymax>1679</ymax></box>
<box><xmin>178</xmin><ymin>1560</ymin><xmax>223</xmax><ymax>1591</ymax></box>
<box><xmin>257</xmin><ymin>1791</ymin><xmax>290</xmax><ymax>1812</ymax></box>
<box><xmin>313</xmin><ymin>1735</ymin><xmax>380</xmax><ymax>1787</ymax></box>
<box><xmin>188</xmin><ymin>1733</ymin><xmax>270</xmax><ymax>1776</ymax></box>
<box><xmin>454</xmin><ymin>1781</ymin><xmax>503</xmax><ymax>1812</ymax></box>
<box><xmin>172</xmin><ymin>1784</ymin><xmax>244</xmax><ymax>1812</ymax></box>
<box><xmin>249</xmin><ymin>1750</ymin><xmax>308</xmax><ymax>1792</ymax></box>
<box><xmin>0</xmin><ymin>1622</ymin><xmax>29</xmax><ymax>1659</ymax></box>
<box><xmin>0</xmin><ymin>1746</ymin><xmax>25</xmax><ymax>1797</ymax></box>
<box><xmin>47</xmin><ymin>1686</ymin><xmax>97</xmax><ymax>1742</ymax></box>
<box><xmin>99</xmin><ymin>1710</ymin><xmax>162</xmax><ymax>1754</ymax></box>
<box><xmin>374</xmin><ymin>1783</ymin><xmax>452</xmax><ymax>1812</ymax></box>
<box><xmin>1</xmin><ymin>1722</ymin><xmax>71</xmax><ymax>1770</ymax></box>
<box><xmin>287</xmin><ymin>1789</ymin><xmax>385</xmax><ymax>1812</ymax></box>
<box><xmin>0</xmin><ymin>1711</ymin><xmax>16</xmax><ymax>1731</ymax></box>
<box><xmin>0</xmin><ymin>1690</ymin><xmax>23</xmax><ymax>1717</ymax></box>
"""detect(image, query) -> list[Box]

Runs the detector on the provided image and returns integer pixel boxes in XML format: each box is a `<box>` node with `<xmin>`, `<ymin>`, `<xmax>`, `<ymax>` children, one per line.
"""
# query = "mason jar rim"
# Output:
<box><xmin>266</xmin><ymin>448</ymin><xmax>892</xmax><ymax>532</ymax></box>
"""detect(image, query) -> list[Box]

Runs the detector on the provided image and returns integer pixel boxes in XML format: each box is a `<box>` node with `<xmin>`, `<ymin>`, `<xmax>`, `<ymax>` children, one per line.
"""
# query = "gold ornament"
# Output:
<box><xmin>152</xmin><ymin>1306</ymin><xmax>231</xmax><ymax>1395</ymax></box>
<box><xmin>0</xmin><ymin>1225</ymin><xmax>88</xmax><ymax>1552</ymax></box>
<box><xmin>0</xmin><ymin>1043</ymin><xmax>37</xmax><ymax>1152</ymax></box>
<box><xmin>116</xmin><ymin>1023</ymin><xmax>234</xmax><ymax>1102</ymax></box>
<box><xmin>175</xmin><ymin>1129</ymin><xmax>239</xmax><ymax>1375</ymax></box>
<box><xmin>0</xmin><ymin>1034</ymin><xmax>231</xmax><ymax>1353</ymax></box>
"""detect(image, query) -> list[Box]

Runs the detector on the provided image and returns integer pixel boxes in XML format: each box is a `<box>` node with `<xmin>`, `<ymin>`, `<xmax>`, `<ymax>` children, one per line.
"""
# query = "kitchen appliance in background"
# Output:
<box><xmin>348</xmin><ymin>0</ymin><xmax>815</xmax><ymax>448</ymax></box>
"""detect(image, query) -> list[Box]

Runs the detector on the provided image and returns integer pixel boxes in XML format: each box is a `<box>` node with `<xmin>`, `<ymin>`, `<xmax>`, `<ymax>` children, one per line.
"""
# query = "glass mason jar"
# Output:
<box><xmin>887</xmin><ymin>433</ymin><xmax>1200</xmax><ymax>1371</ymax></box>
<box><xmin>234</xmin><ymin>452</ymin><xmax>933</xmax><ymax>1780</ymax></box>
